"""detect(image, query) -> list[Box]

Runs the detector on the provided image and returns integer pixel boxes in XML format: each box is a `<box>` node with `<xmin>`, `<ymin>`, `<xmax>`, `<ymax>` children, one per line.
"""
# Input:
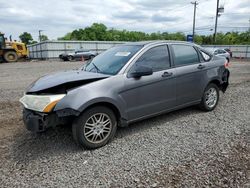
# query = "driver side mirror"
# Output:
<box><xmin>129</xmin><ymin>65</ymin><xmax>153</xmax><ymax>78</ymax></box>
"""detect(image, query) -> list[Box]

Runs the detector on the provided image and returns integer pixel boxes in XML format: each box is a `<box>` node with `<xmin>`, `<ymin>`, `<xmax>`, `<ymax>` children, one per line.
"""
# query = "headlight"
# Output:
<box><xmin>19</xmin><ymin>94</ymin><xmax>66</xmax><ymax>113</ymax></box>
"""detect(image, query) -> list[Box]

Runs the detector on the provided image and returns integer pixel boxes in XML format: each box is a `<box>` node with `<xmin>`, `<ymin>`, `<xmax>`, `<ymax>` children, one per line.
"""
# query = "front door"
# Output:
<box><xmin>120</xmin><ymin>45</ymin><xmax>176</xmax><ymax>121</ymax></box>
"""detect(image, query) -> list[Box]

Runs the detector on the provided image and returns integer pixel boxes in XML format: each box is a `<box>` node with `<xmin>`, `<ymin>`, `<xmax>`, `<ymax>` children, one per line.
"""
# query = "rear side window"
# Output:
<box><xmin>218</xmin><ymin>49</ymin><xmax>226</xmax><ymax>54</ymax></box>
<box><xmin>133</xmin><ymin>45</ymin><xmax>170</xmax><ymax>72</ymax></box>
<box><xmin>199</xmin><ymin>50</ymin><xmax>211</xmax><ymax>61</ymax></box>
<box><xmin>172</xmin><ymin>45</ymin><xmax>199</xmax><ymax>66</ymax></box>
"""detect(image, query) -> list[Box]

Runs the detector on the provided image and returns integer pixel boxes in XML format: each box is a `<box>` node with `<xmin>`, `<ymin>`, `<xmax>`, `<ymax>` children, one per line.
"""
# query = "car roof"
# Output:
<box><xmin>120</xmin><ymin>40</ymin><xmax>213</xmax><ymax>55</ymax></box>
<box><xmin>122</xmin><ymin>40</ymin><xmax>197</xmax><ymax>47</ymax></box>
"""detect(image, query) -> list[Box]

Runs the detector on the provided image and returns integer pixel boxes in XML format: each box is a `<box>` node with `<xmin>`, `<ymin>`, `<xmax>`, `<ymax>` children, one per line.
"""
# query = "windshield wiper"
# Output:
<box><xmin>92</xmin><ymin>62</ymin><xmax>101</xmax><ymax>73</ymax></box>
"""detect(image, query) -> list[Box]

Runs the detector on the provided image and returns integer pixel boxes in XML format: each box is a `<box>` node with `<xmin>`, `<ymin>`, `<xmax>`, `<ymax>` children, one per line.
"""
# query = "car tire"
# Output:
<box><xmin>72</xmin><ymin>106</ymin><xmax>117</xmax><ymax>149</ymax></box>
<box><xmin>68</xmin><ymin>56</ymin><xmax>73</xmax><ymax>61</ymax></box>
<box><xmin>199</xmin><ymin>83</ymin><xmax>220</xmax><ymax>111</ymax></box>
<box><xmin>89</xmin><ymin>55</ymin><xmax>95</xmax><ymax>59</ymax></box>
<box><xmin>4</xmin><ymin>51</ymin><xmax>18</xmax><ymax>62</ymax></box>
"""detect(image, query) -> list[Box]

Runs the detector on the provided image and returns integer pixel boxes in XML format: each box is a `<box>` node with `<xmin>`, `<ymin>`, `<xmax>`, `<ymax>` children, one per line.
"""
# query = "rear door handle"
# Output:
<box><xmin>162</xmin><ymin>72</ymin><xmax>173</xmax><ymax>77</ymax></box>
<box><xmin>197</xmin><ymin>64</ymin><xmax>206</xmax><ymax>69</ymax></box>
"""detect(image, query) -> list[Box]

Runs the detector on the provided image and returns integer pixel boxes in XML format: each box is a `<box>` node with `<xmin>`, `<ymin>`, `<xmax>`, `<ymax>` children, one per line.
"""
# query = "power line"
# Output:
<box><xmin>165</xmin><ymin>4</ymin><xmax>192</xmax><ymax>13</ymax></box>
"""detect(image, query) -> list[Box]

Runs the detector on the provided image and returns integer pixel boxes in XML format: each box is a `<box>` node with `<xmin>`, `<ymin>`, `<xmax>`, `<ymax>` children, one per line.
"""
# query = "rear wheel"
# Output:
<box><xmin>72</xmin><ymin>106</ymin><xmax>117</xmax><ymax>149</ymax></box>
<box><xmin>199</xmin><ymin>83</ymin><xmax>219</xmax><ymax>111</ymax></box>
<box><xmin>4</xmin><ymin>51</ymin><xmax>18</xmax><ymax>62</ymax></box>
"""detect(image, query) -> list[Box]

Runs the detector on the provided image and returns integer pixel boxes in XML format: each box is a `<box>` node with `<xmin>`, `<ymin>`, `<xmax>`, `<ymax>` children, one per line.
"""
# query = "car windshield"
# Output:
<box><xmin>84</xmin><ymin>45</ymin><xmax>143</xmax><ymax>75</ymax></box>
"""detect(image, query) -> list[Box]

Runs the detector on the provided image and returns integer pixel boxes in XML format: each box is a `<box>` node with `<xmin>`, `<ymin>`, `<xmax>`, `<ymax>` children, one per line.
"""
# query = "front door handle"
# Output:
<box><xmin>197</xmin><ymin>64</ymin><xmax>206</xmax><ymax>69</ymax></box>
<box><xmin>162</xmin><ymin>72</ymin><xmax>173</xmax><ymax>77</ymax></box>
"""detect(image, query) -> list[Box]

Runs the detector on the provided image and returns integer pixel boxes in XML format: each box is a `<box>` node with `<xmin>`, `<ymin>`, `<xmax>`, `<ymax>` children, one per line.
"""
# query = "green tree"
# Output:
<box><xmin>19</xmin><ymin>32</ymin><xmax>33</xmax><ymax>44</ymax></box>
<box><xmin>40</xmin><ymin>34</ymin><xmax>49</xmax><ymax>41</ymax></box>
<box><xmin>58</xmin><ymin>23</ymin><xmax>250</xmax><ymax>45</ymax></box>
<box><xmin>58</xmin><ymin>32</ymin><xmax>71</xmax><ymax>40</ymax></box>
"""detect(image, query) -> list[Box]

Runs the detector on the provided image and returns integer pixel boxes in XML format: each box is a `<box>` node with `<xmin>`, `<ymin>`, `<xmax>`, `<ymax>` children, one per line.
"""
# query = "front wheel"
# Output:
<box><xmin>199</xmin><ymin>83</ymin><xmax>219</xmax><ymax>111</ymax></box>
<box><xmin>68</xmin><ymin>56</ymin><xmax>73</xmax><ymax>61</ymax></box>
<box><xmin>89</xmin><ymin>55</ymin><xmax>95</xmax><ymax>60</ymax></box>
<box><xmin>4</xmin><ymin>51</ymin><xmax>18</xmax><ymax>62</ymax></box>
<box><xmin>72</xmin><ymin>106</ymin><xmax>117</xmax><ymax>149</ymax></box>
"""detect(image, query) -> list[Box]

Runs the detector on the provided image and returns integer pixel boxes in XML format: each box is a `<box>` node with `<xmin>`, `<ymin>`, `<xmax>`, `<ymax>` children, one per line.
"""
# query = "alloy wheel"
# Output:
<box><xmin>205</xmin><ymin>87</ymin><xmax>218</xmax><ymax>108</ymax></box>
<box><xmin>83</xmin><ymin>113</ymin><xmax>112</xmax><ymax>144</ymax></box>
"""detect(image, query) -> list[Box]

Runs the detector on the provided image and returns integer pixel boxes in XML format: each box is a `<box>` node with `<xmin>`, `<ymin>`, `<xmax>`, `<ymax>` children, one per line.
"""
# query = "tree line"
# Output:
<box><xmin>19</xmin><ymin>32</ymin><xmax>48</xmax><ymax>45</ymax></box>
<box><xmin>19</xmin><ymin>23</ymin><xmax>250</xmax><ymax>45</ymax></box>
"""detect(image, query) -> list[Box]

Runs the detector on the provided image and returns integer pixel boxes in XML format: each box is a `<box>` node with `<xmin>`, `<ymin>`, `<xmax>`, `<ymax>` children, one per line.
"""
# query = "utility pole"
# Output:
<box><xmin>38</xmin><ymin>30</ymin><xmax>44</xmax><ymax>59</ymax></box>
<box><xmin>39</xmin><ymin>30</ymin><xmax>43</xmax><ymax>42</ymax></box>
<box><xmin>191</xmin><ymin>1</ymin><xmax>198</xmax><ymax>43</ymax></box>
<box><xmin>249</xmin><ymin>18</ymin><xmax>250</xmax><ymax>32</ymax></box>
<box><xmin>214</xmin><ymin>0</ymin><xmax>219</xmax><ymax>43</ymax></box>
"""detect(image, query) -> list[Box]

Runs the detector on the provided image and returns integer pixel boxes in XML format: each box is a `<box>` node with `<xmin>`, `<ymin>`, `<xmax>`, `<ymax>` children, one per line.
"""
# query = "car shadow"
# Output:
<box><xmin>11</xmin><ymin>106</ymin><xmax>203</xmax><ymax>164</ymax></box>
<box><xmin>116</xmin><ymin>106</ymin><xmax>203</xmax><ymax>138</ymax></box>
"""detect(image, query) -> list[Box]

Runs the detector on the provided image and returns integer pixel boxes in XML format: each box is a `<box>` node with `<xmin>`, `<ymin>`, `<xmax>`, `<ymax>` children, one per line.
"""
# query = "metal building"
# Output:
<box><xmin>27</xmin><ymin>41</ymin><xmax>125</xmax><ymax>59</ymax></box>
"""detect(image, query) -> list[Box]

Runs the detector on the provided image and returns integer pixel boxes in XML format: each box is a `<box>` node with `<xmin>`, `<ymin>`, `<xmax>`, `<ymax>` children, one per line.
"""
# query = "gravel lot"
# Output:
<box><xmin>0</xmin><ymin>60</ymin><xmax>249</xmax><ymax>187</ymax></box>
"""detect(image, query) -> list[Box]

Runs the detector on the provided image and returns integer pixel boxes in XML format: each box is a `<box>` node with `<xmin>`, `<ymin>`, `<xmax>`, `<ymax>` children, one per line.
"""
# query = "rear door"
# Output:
<box><xmin>170</xmin><ymin>44</ymin><xmax>207</xmax><ymax>106</ymax></box>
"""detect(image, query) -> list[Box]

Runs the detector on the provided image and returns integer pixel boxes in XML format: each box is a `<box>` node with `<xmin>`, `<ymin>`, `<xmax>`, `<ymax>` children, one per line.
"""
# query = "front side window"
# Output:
<box><xmin>84</xmin><ymin>45</ymin><xmax>143</xmax><ymax>75</ymax></box>
<box><xmin>131</xmin><ymin>45</ymin><xmax>170</xmax><ymax>72</ymax></box>
<box><xmin>172</xmin><ymin>44</ymin><xmax>199</xmax><ymax>66</ymax></box>
<box><xmin>0</xmin><ymin>36</ymin><xmax>4</xmax><ymax>48</ymax></box>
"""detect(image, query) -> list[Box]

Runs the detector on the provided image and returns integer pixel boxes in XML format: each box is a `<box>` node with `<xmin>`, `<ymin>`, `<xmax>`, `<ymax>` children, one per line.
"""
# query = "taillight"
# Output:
<box><xmin>224</xmin><ymin>60</ymin><xmax>229</xmax><ymax>68</ymax></box>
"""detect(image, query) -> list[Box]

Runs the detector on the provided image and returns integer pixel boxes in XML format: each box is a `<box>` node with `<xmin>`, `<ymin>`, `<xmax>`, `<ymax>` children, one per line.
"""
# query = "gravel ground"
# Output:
<box><xmin>0</xmin><ymin>60</ymin><xmax>249</xmax><ymax>187</ymax></box>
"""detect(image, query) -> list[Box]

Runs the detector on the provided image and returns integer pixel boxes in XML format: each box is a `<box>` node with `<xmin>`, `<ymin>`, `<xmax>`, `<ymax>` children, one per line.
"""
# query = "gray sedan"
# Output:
<box><xmin>20</xmin><ymin>41</ymin><xmax>230</xmax><ymax>149</ymax></box>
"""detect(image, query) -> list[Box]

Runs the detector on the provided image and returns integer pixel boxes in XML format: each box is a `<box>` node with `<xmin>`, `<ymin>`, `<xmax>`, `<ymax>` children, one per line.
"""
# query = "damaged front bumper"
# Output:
<box><xmin>23</xmin><ymin>109</ymin><xmax>65</xmax><ymax>132</ymax></box>
<box><xmin>23</xmin><ymin>109</ymin><xmax>58</xmax><ymax>132</ymax></box>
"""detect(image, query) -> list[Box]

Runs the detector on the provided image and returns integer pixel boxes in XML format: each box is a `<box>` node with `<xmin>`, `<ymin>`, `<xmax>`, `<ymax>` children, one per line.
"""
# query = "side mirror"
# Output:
<box><xmin>129</xmin><ymin>65</ymin><xmax>153</xmax><ymax>78</ymax></box>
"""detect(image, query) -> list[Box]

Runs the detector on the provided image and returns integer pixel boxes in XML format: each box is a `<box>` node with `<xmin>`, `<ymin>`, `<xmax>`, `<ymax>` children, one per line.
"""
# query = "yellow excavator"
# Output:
<box><xmin>0</xmin><ymin>32</ymin><xmax>29</xmax><ymax>62</ymax></box>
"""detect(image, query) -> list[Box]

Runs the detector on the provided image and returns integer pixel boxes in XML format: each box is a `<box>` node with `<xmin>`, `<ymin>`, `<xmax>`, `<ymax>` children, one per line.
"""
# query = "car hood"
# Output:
<box><xmin>27</xmin><ymin>70</ymin><xmax>110</xmax><ymax>94</ymax></box>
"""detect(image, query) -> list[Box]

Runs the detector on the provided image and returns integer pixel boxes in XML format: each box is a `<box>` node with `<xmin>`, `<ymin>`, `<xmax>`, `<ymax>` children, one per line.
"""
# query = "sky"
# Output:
<box><xmin>0</xmin><ymin>0</ymin><xmax>249</xmax><ymax>41</ymax></box>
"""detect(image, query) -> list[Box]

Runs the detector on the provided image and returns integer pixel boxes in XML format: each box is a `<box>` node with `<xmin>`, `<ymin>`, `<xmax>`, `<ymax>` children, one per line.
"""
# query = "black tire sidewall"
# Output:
<box><xmin>68</xmin><ymin>56</ymin><xmax>73</xmax><ymax>61</ymax></box>
<box><xmin>200</xmin><ymin>83</ymin><xmax>220</xmax><ymax>111</ymax></box>
<box><xmin>4</xmin><ymin>51</ymin><xmax>18</xmax><ymax>62</ymax></box>
<box><xmin>72</xmin><ymin>106</ymin><xmax>117</xmax><ymax>149</ymax></box>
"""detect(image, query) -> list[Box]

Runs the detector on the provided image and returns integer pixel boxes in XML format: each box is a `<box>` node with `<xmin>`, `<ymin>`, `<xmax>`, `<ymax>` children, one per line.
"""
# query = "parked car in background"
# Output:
<box><xmin>59</xmin><ymin>52</ymin><xmax>74</xmax><ymax>61</ymax></box>
<box><xmin>20</xmin><ymin>41</ymin><xmax>230</xmax><ymax>149</ymax></box>
<box><xmin>205</xmin><ymin>48</ymin><xmax>231</xmax><ymax>62</ymax></box>
<box><xmin>224</xmin><ymin>48</ymin><xmax>233</xmax><ymax>58</ymax></box>
<box><xmin>59</xmin><ymin>50</ymin><xmax>97</xmax><ymax>61</ymax></box>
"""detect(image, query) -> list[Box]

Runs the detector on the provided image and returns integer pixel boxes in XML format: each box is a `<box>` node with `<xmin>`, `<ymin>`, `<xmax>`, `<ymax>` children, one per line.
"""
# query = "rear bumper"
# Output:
<box><xmin>23</xmin><ymin>109</ymin><xmax>60</xmax><ymax>132</ymax></box>
<box><xmin>221</xmin><ymin>69</ymin><xmax>230</xmax><ymax>92</ymax></box>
